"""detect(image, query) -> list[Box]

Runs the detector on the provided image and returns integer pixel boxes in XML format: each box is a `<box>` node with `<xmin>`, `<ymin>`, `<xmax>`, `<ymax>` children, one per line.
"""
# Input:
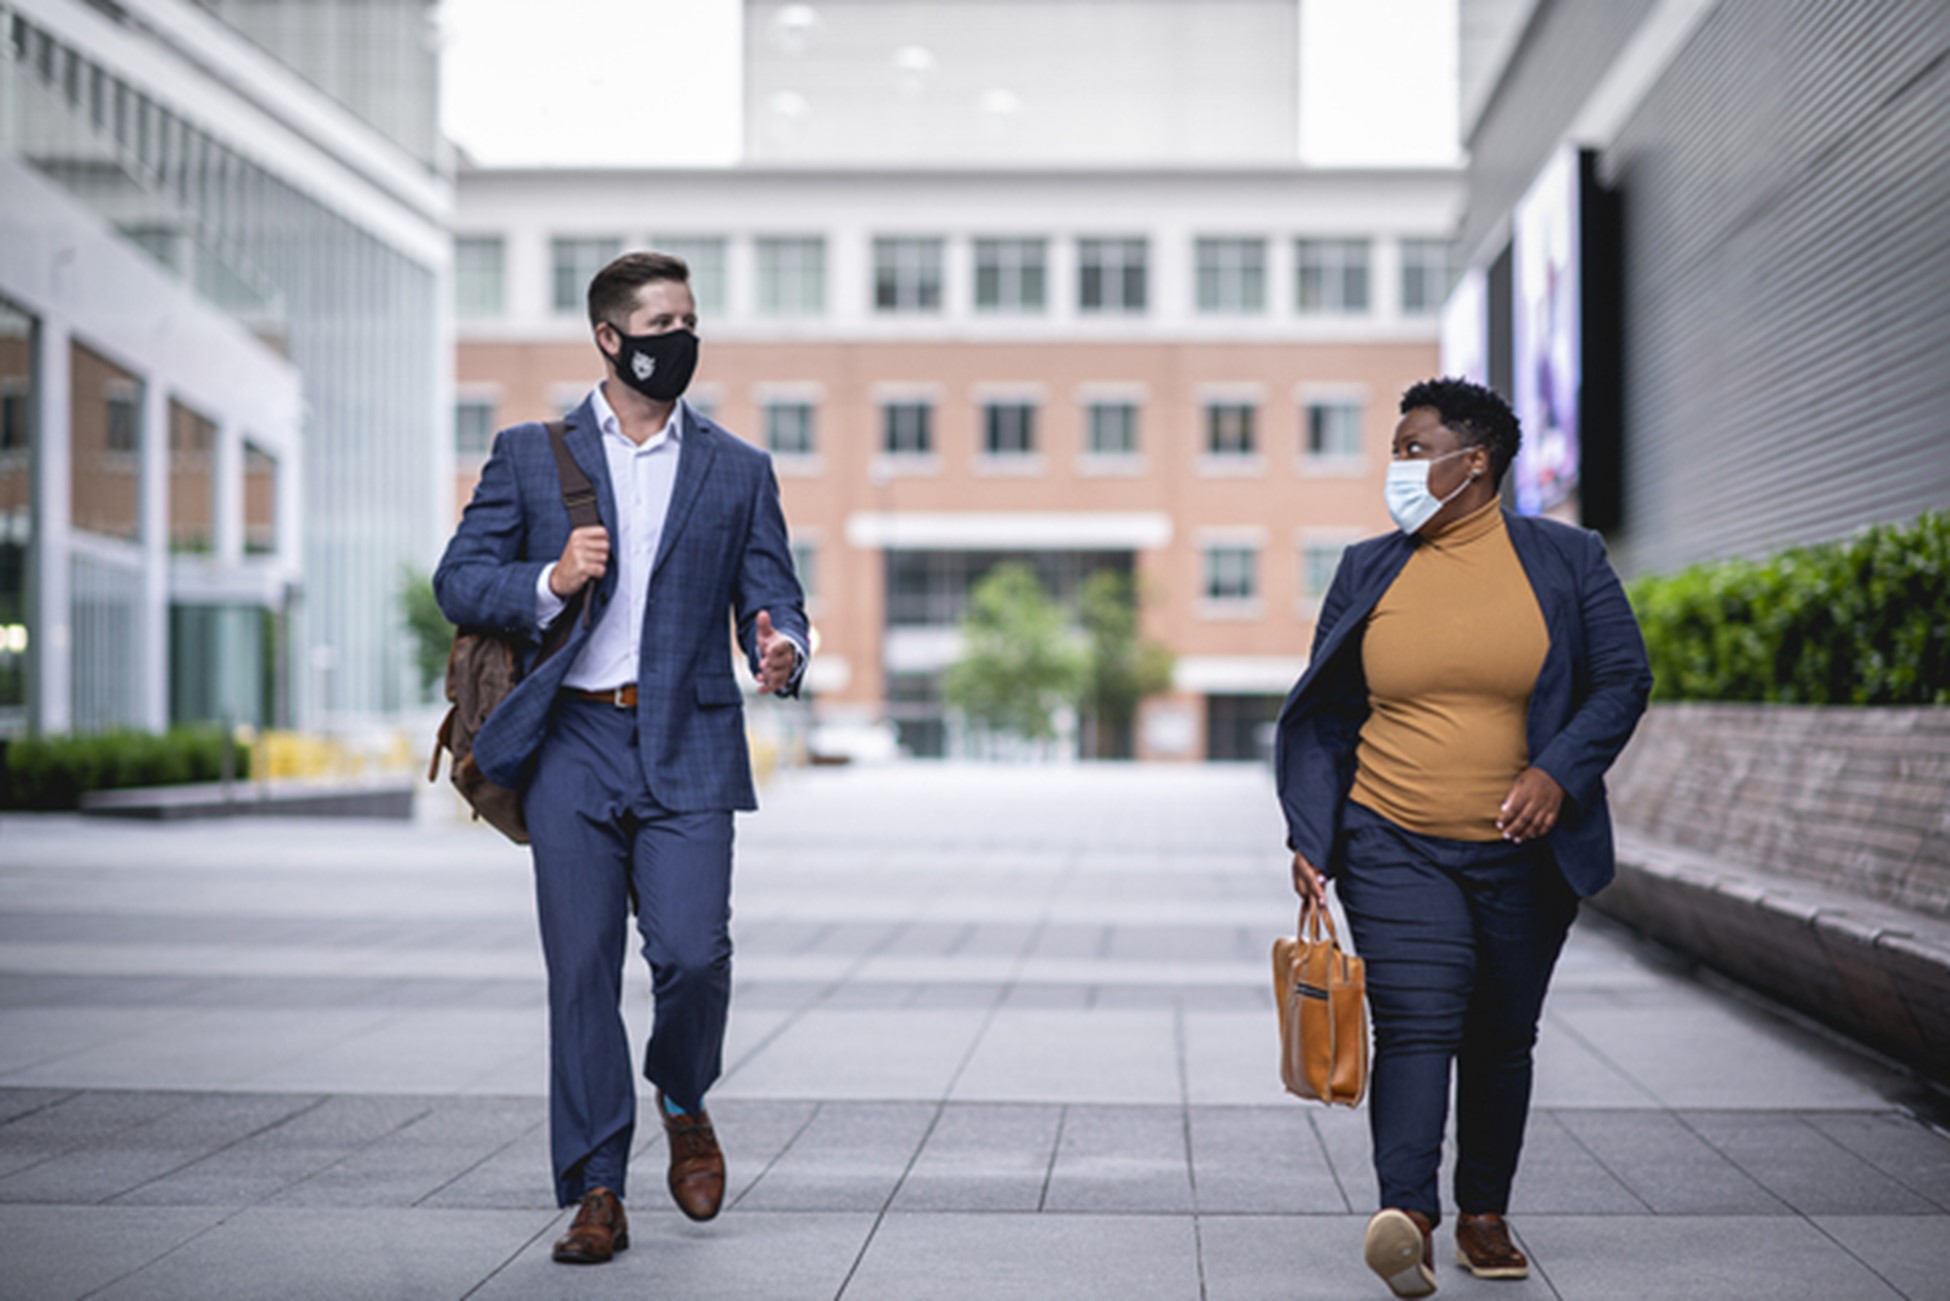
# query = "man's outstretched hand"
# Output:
<box><xmin>753</xmin><ymin>610</ymin><xmax>798</xmax><ymax>695</ymax></box>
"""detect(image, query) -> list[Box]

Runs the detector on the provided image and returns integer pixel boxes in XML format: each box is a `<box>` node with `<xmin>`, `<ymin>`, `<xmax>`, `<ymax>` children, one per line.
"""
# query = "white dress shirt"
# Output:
<box><xmin>535</xmin><ymin>382</ymin><xmax>805</xmax><ymax>691</ymax></box>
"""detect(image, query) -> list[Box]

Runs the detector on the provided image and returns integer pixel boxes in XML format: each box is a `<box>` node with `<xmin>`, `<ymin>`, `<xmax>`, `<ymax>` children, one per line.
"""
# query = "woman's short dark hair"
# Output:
<box><xmin>1399</xmin><ymin>377</ymin><xmax>1523</xmax><ymax>484</ymax></box>
<box><xmin>587</xmin><ymin>251</ymin><xmax>691</xmax><ymax>327</ymax></box>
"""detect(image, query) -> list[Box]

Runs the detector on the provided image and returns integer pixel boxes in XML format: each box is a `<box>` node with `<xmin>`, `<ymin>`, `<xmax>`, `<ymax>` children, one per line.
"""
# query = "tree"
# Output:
<box><xmin>943</xmin><ymin>564</ymin><xmax>1084</xmax><ymax>752</ymax></box>
<box><xmin>399</xmin><ymin>566</ymin><xmax>453</xmax><ymax>701</ymax></box>
<box><xmin>1076</xmin><ymin>570</ymin><xmax>1176</xmax><ymax>759</ymax></box>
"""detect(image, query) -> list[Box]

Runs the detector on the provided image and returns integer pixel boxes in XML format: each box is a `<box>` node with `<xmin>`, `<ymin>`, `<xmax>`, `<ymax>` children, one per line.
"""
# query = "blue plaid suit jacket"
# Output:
<box><xmin>434</xmin><ymin>396</ymin><xmax>808</xmax><ymax>811</ymax></box>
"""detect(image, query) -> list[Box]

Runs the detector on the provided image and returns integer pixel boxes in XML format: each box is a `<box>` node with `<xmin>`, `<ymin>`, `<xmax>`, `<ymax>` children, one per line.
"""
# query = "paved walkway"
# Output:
<box><xmin>2</xmin><ymin>764</ymin><xmax>1947</xmax><ymax>1300</ymax></box>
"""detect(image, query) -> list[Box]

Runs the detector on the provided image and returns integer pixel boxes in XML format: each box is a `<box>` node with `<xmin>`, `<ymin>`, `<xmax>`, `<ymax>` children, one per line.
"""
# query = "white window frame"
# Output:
<box><xmin>974</xmin><ymin>237</ymin><xmax>1048</xmax><ymax>313</ymax></box>
<box><xmin>1195</xmin><ymin>237</ymin><xmax>1267</xmax><ymax>314</ymax></box>
<box><xmin>1078</xmin><ymin>237</ymin><xmax>1149</xmax><ymax>314</ymax></box>
<box><xmin>551</xmin><ymin>236</ymin><xmax>623</xmax><ymax>315</ymax></box>
<box><xmin>649</xmin><ymin>235</ymin><xmax>728</xmax><ymax>315</ymax></box>
<box><xmin>757</xmin><ymin>237</ymin><xmax>827</xmax><ymax>316</ymax></box>
<box><xmin>1295</xmin><ymin>238</ymin><xmax>1372</xmax><ymax>315</ymax></box>
<box><xmin>454</xmin><ymin>235</ymin><xmax>505</xmax><ymax>318</ymax></box>
<box><xmin>873</xmin><ymin>237</ymin><xmax>945</xmax><ymax>314</ymax></box>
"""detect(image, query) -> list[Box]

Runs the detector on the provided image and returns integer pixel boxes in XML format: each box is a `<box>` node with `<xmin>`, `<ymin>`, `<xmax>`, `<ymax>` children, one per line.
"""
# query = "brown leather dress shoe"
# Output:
<box><xmin>1455</xmin><ymin>1212</ymin><xmax>1529</xmax><ymax>1279</ymax></box>
<box><xmin>659</xmin><ymin>1093</ymin><xmax>726</xmax><ymax>1222</ymax></box>
<box><xmin>552</xmin><ymin>1187</ymin><xmax>628</xmax><ymax>1264</ymax></box>
<box><xmin>1364</xmin><ymin>1207</ymin><xmax>1436</xmax><ymax>1297</ymax></box>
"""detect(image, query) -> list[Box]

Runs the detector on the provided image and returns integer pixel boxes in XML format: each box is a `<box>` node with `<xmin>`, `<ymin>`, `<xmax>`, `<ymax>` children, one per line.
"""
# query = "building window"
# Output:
<box><xmin>983</xmin><ymin>402</ymin><xmax>1037</xmax><ymax>456</ymax></box>
<box><xmin>167</xmin><ymin>399</ymin><xmax>216</xmax><ymax>555</ymax></box>
<box><xmin>1301</xmin><ymin>541</ymin><xmax>1347</xmax><ymax>603</ymax></box>
<box><xmin>650</xmin><ymin>237</ymin><xmax>727</xmax><ymax>314</ymax></box>
<box><xmin>455</xmin><ymin>398</ymin><xmax>496</xmax><ymax>456</ymax></box>
<box><xmin>244</xmin><ymin>443</ymin><xmax>278</xmax><ymax>556</ymax></box>
<box><xmin>1086</xmin><ymin>402</ymin><xmax>1139</xmax><ymax>456</ymax></box>
<box><xmin>764</xmin><ymin>401</ymin><xmax>817</xmax><ymax>456</ymax></box>
<box><xmin>1203</xmin><ymin>546</ymin><xmax>1258</xmax><ymax>602</ymax></box>
<box><xmin>1400</xmin><ymin>239</ymin><xmax>1455</xmax><ymax>315</ymax></box>
<box><xmin>975</xmin><ymin>238</ymin><xmax>1047</xmax><ymax>312</ymax></box>
<box><xmin>1078</xmin><ymin>238</ymin><xmax>1147</xmax><ymax>313</ymax></box>
<box><xmin>1304</xmin><ymin>401</ymin><xmax>1364</xmax><ymax>460</ymax></box>
<box><xmin>105</xmin><ymin>390</ymin><xmax>139</xmax><ymax>453</ymax></box>
<box><xmin>552</xmin><ymin>237</ymin><xmax>623</xmax><ymax>314</ymax></box>
<box><xmin>790</xmin><ymin>539</ymin><xmax>817</xmax><ymax>601</ymax></box>
<box><xmin>1196</xmin><ymin>238</ymin><xmax>1266</xmax><ymax>314</ymax></box>
<box><xmin>0</xmin><ymin>386</ymin><xmax>26</xmax><ymax>452</ymax></box>
<box><xmin>757</xmin><ymin>237</ymin><xmax>826</xmax><ymax>316</ymax></box>
<box><xmin>1206</xmin><ymin>402</ymin><xmax>1257</xmax><ymax>456</ymax></box>
<box><xmin>874</xmin><ymin>238</ymin><xmax>945</xmax><ymax>313</ymax></box>
<box><xmin>454</xmin><ymin>236</ymin><xmax>505</xmax><ymax>317</ymax></box>
<box><xmin>1296</xmin><ymin>239</ymin><xmax>1371</xmax><ymax>314</ymax></box>
<box><xmin>883</xmin><ymin>401</ymin><xmax>934</xmax><ymax>456</ymax></box>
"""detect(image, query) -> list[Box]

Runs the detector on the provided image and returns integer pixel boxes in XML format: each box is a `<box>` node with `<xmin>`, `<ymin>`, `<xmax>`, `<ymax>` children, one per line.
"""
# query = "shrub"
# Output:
<box><xmin>1</xmin><ymin>726</ymin><xmax>252</xmax><ymax>811</ymax></box>
<box><xmin>1628</xmin><ymin>511</ymin><xmax>1949</xmax><ymax>705</ymax></box>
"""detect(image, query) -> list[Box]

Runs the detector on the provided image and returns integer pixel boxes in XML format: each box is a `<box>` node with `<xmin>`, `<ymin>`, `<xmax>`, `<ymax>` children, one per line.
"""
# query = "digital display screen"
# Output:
<box><xmin>1510</xmin><ymin>146</ymin><xmax>1582</xmax><ymax>516</ymax></box>
<box><xmin>1439</xmin><ymin>265</ymin><xmax>1489</xmax><ymax>387</ymax></box>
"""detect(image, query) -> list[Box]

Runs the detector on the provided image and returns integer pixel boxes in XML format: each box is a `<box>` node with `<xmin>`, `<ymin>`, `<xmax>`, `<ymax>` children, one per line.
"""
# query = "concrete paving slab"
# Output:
<box><xmin>733</xmin><ymin>1101</ymin><xmax>937</xmax><ymax>1212</ymax></box>
<box><xmin>840</xmin><ymin>1212</ymin><xmax>1202</xmax><ymax>1301</ymax></box>
<box><xmin>1506</xmin><ymin>1111</ymin><xmax>1649</xmax><ymax>1215</ymax></box>
<box><xmin>0</xmin><ymin>1205</ymin><xmax>230</xmax><ymax>1301</ymax></box>
<box><xmin>1189</xmin><ymin>1106</ymin><xmax>1351</xmax><ymax>1214</ymax></box>
<box><xmin>1802</xmin><ymin>1111</ymin><xmax>1950</xmax><ymax>1212</ymax></box>
<box><xmin>1200</xmin><ymin>1213</ymin><xmax>1563</xmax><ymax>1301</ymax></box>
<box><xmin>1678</xmin><ymin>1110</ymin><xmax>1939</xmax><ymax>1215</ymax></box>
<box><xmin>950</xmin><ymin>1009</ymin><xmax>1181</xmax><ymax>1105</ymax></box>
<box><xmin>1815</xmin><ymin>1214</ymin><xmax>1950</xmax><ymax>1301</ymax></box>
<box><xmin>1043</xmin><ymin>1104</ymin><xmax>1194</xmax><ymax>1213</ymax></box>
<box><xmin>85</xmin><ymin>1205</ymin><xmax>556</xmax><ymax>1301</ymax></box>
<box><xmin>1513</xmin><ymin>1213</ymin><xmax>1908</xmax><ymax>1299</ymax></box>
<box><xmin>267</xmin><ymin>1095</ymin><xmax>545</xmax><ymax>1208</ymax></box>
<box><xmin>889</xmin><ymin>1102</ymin><xmax>1061</xmax><ymax>1212</ymax></box>
<box><xmin>713</xmin><ymin>1008</ymin><xmax>989</xmax><ymax>1101</ymax></box>
<box><xmin>1553</xmin><ymin>1110</ymin><xmax>1792</xmax><ymax>1216</ymax></box>
<box><xmin>470</xmin><ymin>1210</ymin><xmax>878</xmax><ymax>1301</ymax></box>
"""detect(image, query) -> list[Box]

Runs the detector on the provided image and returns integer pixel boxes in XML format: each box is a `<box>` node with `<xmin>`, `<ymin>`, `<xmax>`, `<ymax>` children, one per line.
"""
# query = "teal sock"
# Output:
<box><xmin>661</xmin><ymin>1093</ymin><xmax>689</xmax><ymax>1117</ymax></box>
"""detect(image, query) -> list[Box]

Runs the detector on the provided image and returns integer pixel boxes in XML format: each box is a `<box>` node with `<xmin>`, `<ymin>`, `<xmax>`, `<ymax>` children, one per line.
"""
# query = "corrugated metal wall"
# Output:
<box><xmin>1601</xmin><ymin>0</ymin><xmax>1950</xmax><ymax>576</ymax></box>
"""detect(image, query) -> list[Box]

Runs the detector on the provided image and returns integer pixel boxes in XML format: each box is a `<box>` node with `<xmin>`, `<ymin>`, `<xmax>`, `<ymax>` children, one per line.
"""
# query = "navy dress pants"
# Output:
<box><xmin>1334</xmin><ymin>801</ymin><xmax>1579</xmax><ymax>1226</ymax></box>
<box><xmin>522</xmin><ymin>696</ymin><xmax>735</xmax><ymax>1208</ymax></box>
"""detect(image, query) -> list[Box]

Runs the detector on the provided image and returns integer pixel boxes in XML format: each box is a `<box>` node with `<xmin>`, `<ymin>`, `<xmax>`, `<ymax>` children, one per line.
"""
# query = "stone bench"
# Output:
<box><xmin>1597</xmin><ymin>703</ymin><xmax>1950</xmax><ymax>1083</ymax></box>
<box><xmin>79</xmin><ymin>778</ymin><xmax>416</xmax><ymax>821</ymax></box>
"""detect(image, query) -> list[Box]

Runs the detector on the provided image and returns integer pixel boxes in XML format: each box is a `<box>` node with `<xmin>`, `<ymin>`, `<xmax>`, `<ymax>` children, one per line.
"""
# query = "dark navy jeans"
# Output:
<box><xmin>1334</xmin><ymin>800</ymin><xmax>1579</xmax><ymax>1226</ymax></box>
<box><xmin>523</xmin><ymin>695</ymin><xmax>736</xmax><ymax>1208</ymax></box>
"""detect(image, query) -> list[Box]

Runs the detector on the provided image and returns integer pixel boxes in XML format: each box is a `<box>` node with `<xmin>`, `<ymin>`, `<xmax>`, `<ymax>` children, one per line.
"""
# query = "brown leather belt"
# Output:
<box><xmin>563</xmin><ymin>684</ymin><xmax>638</xmax><ymax>707</ymax></box>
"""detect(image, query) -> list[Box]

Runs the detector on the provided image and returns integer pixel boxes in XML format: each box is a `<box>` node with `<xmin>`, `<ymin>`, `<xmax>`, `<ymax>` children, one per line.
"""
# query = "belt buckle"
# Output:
<box><xmin>611</xmin><ymin>684</ymin><xmax>629</xmax><ymax>707</ymax></box>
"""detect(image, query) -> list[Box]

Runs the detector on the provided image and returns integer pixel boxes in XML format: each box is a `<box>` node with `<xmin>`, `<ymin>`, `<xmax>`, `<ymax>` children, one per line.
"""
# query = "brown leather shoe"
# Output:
<box><xmin>1364</xmin><ymin>1207</ymin><xmax>1436</xmax><ymax>1297</ymax></box>
<box><xmin>552</xmin><ymin>1187</ymin><xmax>628</xmax><ymax>1264</ymax></box>
<box><xmin>658</xmin><ymin>1092</ymin><xmax>726</xmax><ymax>1222</ymax></box>
<box><xmin>1456</xmin><ymin>1212</ymin><xmax>1529</xmax><ymax>1279</ymax></box>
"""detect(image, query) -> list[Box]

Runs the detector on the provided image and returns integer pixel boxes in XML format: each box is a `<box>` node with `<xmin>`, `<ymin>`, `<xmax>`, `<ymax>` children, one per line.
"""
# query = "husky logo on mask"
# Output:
<box><xmin>632</xmin><ymin>351</ymin><xmax>655</xmax><ymax>382</ymax></box>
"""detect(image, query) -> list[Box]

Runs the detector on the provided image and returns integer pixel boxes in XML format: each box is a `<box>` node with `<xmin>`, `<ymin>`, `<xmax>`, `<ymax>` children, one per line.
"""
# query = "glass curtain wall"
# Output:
<box><xmin>7</xmin><ymin>12</ymin><xmax>439</xmax><ymax>719</ymax></box>
<box><xmin>0</xmin><ymin>299</ymin><xmax>32</xmax><ymax>737</ymax></box>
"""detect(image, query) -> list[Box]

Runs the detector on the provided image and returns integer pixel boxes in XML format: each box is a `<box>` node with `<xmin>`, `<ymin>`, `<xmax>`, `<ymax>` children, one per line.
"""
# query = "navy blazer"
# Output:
<box><xmin>433</xmin><ymin>397</ymin><xmax>808</xmax><ymax>811</ymax></box>
<box><xmin>1274</xmin><ymin>512</ymin><xmax>1652</xmax><ymax>898</ymax></box>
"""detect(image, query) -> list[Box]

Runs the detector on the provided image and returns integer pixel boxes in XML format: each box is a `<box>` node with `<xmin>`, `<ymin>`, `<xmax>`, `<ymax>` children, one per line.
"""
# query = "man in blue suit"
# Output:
<box><xmin>435</xmin><ymin>251</ymin><xmax>808</xmax><ymax>1265</ymax></box>
<box><xmin>1276</xmin><ymin>378</ymin><xmax>1650</xmax><ymax>1296</ymax></box>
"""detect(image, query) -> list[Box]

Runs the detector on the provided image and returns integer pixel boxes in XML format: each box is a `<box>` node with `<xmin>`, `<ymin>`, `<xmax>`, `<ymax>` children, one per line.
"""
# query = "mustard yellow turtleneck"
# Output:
<box><xmin>1349</xmin><ymin>497</ymin><xmax>1550</xmax><ymax>842</ymax></box>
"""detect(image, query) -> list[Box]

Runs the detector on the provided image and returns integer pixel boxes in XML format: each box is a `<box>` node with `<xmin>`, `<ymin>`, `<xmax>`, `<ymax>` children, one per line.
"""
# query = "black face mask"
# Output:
<box><xmin>603</xmin><ymin>326</ymin><xmax>698</xmax><ymax>403</ymax></box>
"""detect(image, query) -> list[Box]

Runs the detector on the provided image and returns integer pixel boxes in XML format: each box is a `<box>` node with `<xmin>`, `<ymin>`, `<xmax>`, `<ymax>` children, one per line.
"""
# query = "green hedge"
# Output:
<box><xmin>1628</xmin><ymin>511</ymin><xmax>1950</xmax><ymax>705</ymax></box>
<box><xmin>0</xmin><ymin>727</ymin><xmax>252</xmax><ymax>811</ymax></box>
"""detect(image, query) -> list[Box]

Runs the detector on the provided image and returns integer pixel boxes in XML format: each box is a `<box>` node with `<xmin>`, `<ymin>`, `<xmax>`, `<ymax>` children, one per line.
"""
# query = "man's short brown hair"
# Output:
<box><xmin>587</xmin><ymin>250</ymin><xmax>691</xmax><ymax>327</ymax></box>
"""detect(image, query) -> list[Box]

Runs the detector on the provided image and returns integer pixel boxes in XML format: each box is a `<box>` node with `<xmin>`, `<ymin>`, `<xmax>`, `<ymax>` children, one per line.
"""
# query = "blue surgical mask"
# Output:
<box><xmin>1384</xmin><ymin>449</ymin><xmax>1476</xmax><ymax>534</ymax></box>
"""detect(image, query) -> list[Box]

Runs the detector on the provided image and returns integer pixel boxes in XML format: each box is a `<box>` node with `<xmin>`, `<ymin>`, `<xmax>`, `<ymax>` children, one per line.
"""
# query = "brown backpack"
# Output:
<box><xmin>427</xmin><ymin>420</ymin><xmax>599</xmax><ymax>843</ymax></box>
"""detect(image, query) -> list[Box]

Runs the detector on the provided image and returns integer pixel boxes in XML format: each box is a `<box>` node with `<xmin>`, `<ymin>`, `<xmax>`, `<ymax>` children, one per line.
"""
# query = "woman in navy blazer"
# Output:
<box><xmin>1276</xmin><ymin>378</ymin><xmax>1650</xmax><ymax>1297</ymax></box>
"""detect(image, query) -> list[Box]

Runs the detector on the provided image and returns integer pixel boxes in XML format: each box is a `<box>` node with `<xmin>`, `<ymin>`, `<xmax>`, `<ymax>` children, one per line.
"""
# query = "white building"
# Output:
<box><xmin>1</xmin><ymin>0</ymin><xmax>450</xmax><ymax>738</ymax></box>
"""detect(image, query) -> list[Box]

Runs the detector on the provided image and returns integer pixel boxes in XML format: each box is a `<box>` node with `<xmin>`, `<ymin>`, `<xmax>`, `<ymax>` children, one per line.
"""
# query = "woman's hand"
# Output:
<box><xmin>1498</xmin><ymin>766</ymin><xmax>1565</xmax><ymax>843</ymax></box>
<box><xmin>1291</xmin><ymin>851</ymin><xmax>1327</xmax><ymax>905</ymax></box>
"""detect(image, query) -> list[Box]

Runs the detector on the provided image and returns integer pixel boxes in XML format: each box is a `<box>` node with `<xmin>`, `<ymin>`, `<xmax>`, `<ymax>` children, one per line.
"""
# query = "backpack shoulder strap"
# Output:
<box><xmin>545</xmin><ymin>420</ymin><xmax>601</xmax><ymax>530</ymax></box>
<box><xmin>544</xmin><ymin>419</ymin><xmax>601</xmax><ymax>629</ymax></box>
